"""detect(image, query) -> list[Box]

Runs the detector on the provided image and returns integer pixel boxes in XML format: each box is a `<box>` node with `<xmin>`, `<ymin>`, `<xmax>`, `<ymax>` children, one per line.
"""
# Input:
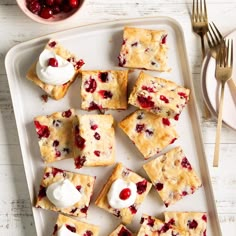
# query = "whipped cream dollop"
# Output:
<box><xmin>36</xmin><ymin>49</ymin><xmax>75</xmax><ymax>85</ymax></box>
<box><xmin>107</xmin><ymin>178</ymin><xmax>137</xmax><ymax>209</ymax></box>
<box><xmin>46</xmin><ymin>179</ymin><xmax>81</xmax><ymax>208</ymax></box>
<box><xmin>57</xmin><ymin>224</ymin><xmax>80</xmax><ymax>236</ymax></box>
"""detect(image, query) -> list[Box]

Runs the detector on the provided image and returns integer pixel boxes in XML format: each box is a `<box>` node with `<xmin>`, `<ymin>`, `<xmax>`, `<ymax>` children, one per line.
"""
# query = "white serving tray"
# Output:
<box><xmin>5</xmin><ymin>17</ymin><xmax>222</xmax><ymax>236</ymax></box>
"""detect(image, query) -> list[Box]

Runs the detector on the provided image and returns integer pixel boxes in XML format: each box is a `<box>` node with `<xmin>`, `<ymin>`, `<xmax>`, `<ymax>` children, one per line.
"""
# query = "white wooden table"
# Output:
<box><xmin>0</xmin><ymin>0</ymin><xmax>236</xmax><ymax>235</ymax></box>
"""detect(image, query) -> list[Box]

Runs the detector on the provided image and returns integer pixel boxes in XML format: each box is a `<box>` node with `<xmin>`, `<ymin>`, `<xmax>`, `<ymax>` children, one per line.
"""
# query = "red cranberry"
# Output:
<box><xmin>54</xmin><ymin>0</ymin><xmax>63</xmax><ymax>4</ymax></box>
<box><xmin>181</xmin><ymin>157</ymin><xmax>192</xmax><ymax>170</ymax></box>
<box><xmin>167</xmin><ymin>218</ymin><xmax>175</xmax><ymax>225</ymax></box>
<box><xmin>75</xmin><ymin>134</ymin><xmax>86</xmax><ymax>149</ymax></box>
<box><xmin>94</xmin><ymin>150</ymin><xmax>100</xmax><ymax>157</ymax></box>
<box><xmin>70</xmin><ymin>208</ymin><xmax>78</xmax><ymax>214</ymax></box>
<box><xmin>84</xmin><ymin>78</ymin><xmax>97</xmax><ymax>93</ymax></box>
<box><xmin>145</xmin><ymin>129</ymin><xmax>153</xmax><ymax>136</ymax></box>
<box><xmin>170</xmin><ymin>138</ymin><xmax>177</xmax><ymax>144</ymax></box>
<box><xmin>178</xmin><ymin>92</ymin><xmax>188</xmax><ymax>100</ymax></box>
<box><xmin>80</xmin><ymin>205</ymin><xmax>88</xmax><ymax>214</ymax></box>
<box><xmin>142</xmin><ymin>85</ymin><xmax>155</xmax><ymax>93</ymax></box>
<box><xmin>75</xmin><ymin>59</ymin><xmax>85</xmax><ymax>70</ymax></box>
<box><xmin>62</xmin><ymin>109</ymin><xmax>72</xmax><ymax>118</ymax></box>
<box><xmin>99</xmin><ymin>72</ymin><xmax>109</xmax><ymax>82</ymax></box>
<box><xmin>38</xmin><ymin>185</ymin><xmax>46</xmax><ymax>200</ymax></box>
<box><xmin>40</xmin><ymin>7</ymin><xmax>53</xmax><ymax>19</ymax></box>
<box><xmin>136</xmin><ymin>124</ymin><xmax>145</xmax><ymax>133</ymax></box>
<box><xmin>98</xmin><ymin>90</ymin><xmax>113</xmax><ymax>99</ymax></box>
<box><xmin>88</xmin><ymin>101</ymin><xmax>101</xmax><ymax>111</ymax></box>
<box><xmin>49</xmin><ymin>41</ymin><xmax>57</xmax><ymax>47</ymax></box>
<box><xmin>187</xmin><ymin>219</ymin><xmax>198</xmax><ymax>229</ymax></box>
<box><xmin>53</xmin><ymin>140</ymin><xmax>59</xmax><ymax>147</ymax></box>
<box><xmin>45</xmin><ymin>0</ymin><xmax>54</xmax><ymax>6</ymax></box>
<box><xmin>48</xmin><ymin>58</ymin><xmax>58</xmax><ymax>67</ymax></box>
<box><xmin>158</xmin><ymin>223</ymin><xmax>170</xmax><ymax>233</ymax></box>
<box><xmin>84</xmin><ymin>231</ymin><xmax>93</xmax><ymax>236</ymax></box>
<box><xmin>131</xmin><ymin>42</ymin><xmax>138</xmax><ymax>47</ymax></box>
<box><xmin>41</xmin><ymin>94</ymin><xmax>48</xmax><ymax>102</ymax></box>
<box><xmin>75</xmin><ymin>156</ymin><xmax>86</xmax><ymax>169</ymax></box>
<box><xmin>53</xmin><ymin>224</ymin><xmax>58</xmax><ymax>235</ymax></box>
<box><xmin>28</xmin><ymin>0</ymin><xmax>41</xmax><ymax>14</ymax></box>
<box><xmin>162</xmin><ymin>118</ymin><xmax>170</xmax><ymax>126</ymax></box>
<box><xmin>118</xmin><ymin>227</ymin><xmax>132</xmax><ymax>236</ymax></box>
<box><xmin>161</xmin><ymin>34</ymin><xmax>167</xmax><ymax>44</ymax></box>
<box><xmin>129</xmin><ymin>205</ymin><xmax>137</xmax><ymax>214</ymax></box>
<box><xmin>55</xmin><ymin>150</ymin><xmax>61</xmax><ymax>157</ymax></box>
<box><xmin>66</xmin><ymin>225</ymin><xmax>76</xmax><ymax>233</ymax></box>
<box><xmin>182</xmin><ymin>191</ymin><xmax>188</xmax><ymax>196</ymax></box>
<box><xmin>69</xmin><ymin>0</ymin><xmax>79</xmax><ymax>8</ymax></box>
<box><xmin>155</xmin><ymin>182</ymin><xmax>164</xmax><ymax>191</ymax></box>
<box><xmin>94</xmin><ymin>132</ymin><xmax>100</xmax><ymax>140</ymax></box>
<box><xmin>202</xmin><ymin>214</ymin><xmax>207</xmax><ymax>222</ymax></box>
<box><xmin>136</xmin><ymin>180</ymin><xmax>147</xmax><ymax>194</ymax></box>
<box><xmin>76</xmin><ymin>185</ymin><xmax>81</xmax><ymax>191</ymax></box>
<box><xmin>119</xmin><ymin>188</ymin><xmax>131</xmax><ymax>200</ymax></box>
<box><xmin>61</xmin><ymin>3</ymin><xmax>72</xmax><ymax>13</ymax></box>
<box><xmin>34</xmin><ymin>121</ymin><xmax>50</xmax><ymax>139</ymax></box>
<box><xmin>174</xmin><ymin>114</ymin><xmax>180</xmax><ymax>121</ymax></box>
<box><xmin>160</xmin><ymin>95</ymin><xmax>169</xmax><ymax>103</ymax></box>
<box><xmin>137</xmin><ymin>95</ymin><xmax>154</xmax><ymax>109</ymax></box>
<box><xmin>90</xmin><ymin>124</ymin><xmax>98</xmax><ymax>130</ymax></box>
<box><xmin>51</xmin><ymin>167</ymin><xmax>64</xmax><ymax>177</ymax></box>
<box><xmin>146</xmin><ymin>216</ymin><xmax>155</xmax><ymax>227</ymax></box>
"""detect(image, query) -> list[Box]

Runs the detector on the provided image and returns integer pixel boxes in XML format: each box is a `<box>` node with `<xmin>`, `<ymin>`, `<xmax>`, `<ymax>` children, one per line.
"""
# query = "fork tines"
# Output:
<box><xmin>217</xmin><ymin>39</ymin><xmax>233</xmax><ymax>68</ymax></box>
<box><xmin>207</xmin><ymin>22</ymin><xmax>224</xmax><ymax>49</ymax></box>
<box><xmin>192</xmin><ymin>0</ymin><xmax>208</xmax><ymax>22</ymax></box>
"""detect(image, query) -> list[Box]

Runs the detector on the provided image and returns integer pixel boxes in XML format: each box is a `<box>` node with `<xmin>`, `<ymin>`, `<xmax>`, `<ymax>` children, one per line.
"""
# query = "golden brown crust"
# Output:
<box><xmin>81</xmin><ymin>70</ymin><xmax>128</xmax><ymax>110</ymax></box>
<box><xmin>129</xmin><ymin>72</ymin><xmax>190</xmax><ymax>119</ymax></box>
<box><xmin>95</xmin><ymin>163</ymin><xmax>152</xmax><ymax>225</ymax></box>
<box><xmin>164</xmin><ymin>212</ymin><xmax>207</xmax><ymax>236</ymax></box>
<box><xmin>118</xmin><ymin>27</ymin><xmax>170</xmax><ymax>71</ymax></box>
<box><xmin>35</xmin><ymin>166</ymin><xmax>95</xmax><ymax>217</ymax></box>
<box><xmin>73</xmin><ymin>114</ymin><xmax>115</xmax><ymax>168</ymax></box>
<box><xmin>119</xmin><ymin>110</ymin><xmax>178</xmax><ymax>159</ymax></box>
<box><xmin>143</xmin><ymin>147</ymin><xmax>202</xmax><ymax>207</ymax></box>
<box><xmin>34</xmin><ymin>109</ymin><xmax>75</xmax><ymax>163</ymax></box>
<box><xmin>53</xmin><ymin>214</ymin><xmax>99</xmax><ymax>236</ymax></box>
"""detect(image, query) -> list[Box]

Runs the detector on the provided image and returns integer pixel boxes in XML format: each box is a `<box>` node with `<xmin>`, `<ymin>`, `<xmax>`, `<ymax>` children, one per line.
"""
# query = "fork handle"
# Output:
<box><xmin>200</xmin><ymin>34</ymin><xmax>206</xmax><ymax>59</ymax></box>
<box><xmin>213</xmin><ymin>82</ymin><xmax>226</xmax><ymax>167</ymax></box>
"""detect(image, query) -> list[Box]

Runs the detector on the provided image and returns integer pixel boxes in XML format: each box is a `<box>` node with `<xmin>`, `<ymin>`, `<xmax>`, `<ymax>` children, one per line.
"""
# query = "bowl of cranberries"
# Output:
<box><xmin>16</xmin><ymin>0</ymin><xmax>84</xmax><ymax>24</ymax></box>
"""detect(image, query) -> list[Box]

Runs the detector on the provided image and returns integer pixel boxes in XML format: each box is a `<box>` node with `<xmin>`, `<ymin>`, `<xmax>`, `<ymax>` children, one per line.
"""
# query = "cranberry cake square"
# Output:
<box><xmin>119</xmin><ymin>110</ymin><xmax>178</xmax><ymax>159</ymax></box>
<box><xmin>80</xmin><ymin>70</ymin><xmax>128</xmax><ymax>111</ymax></box>
<box><xmin>34</xmin><ymin>108</ymin><xmax>75</xmax><ymax>163</ymax></box>
<box><xmin>35</xmin><ymin>166</ymin><xmax>95</xmax><ymax>217</ymax></box>
<box><xmin>118</xmin><ymin>27</ymin><xmax>169</xmax><ymax>71</ymax></box>
<box><xmin>26</xmin><ymin>39</ymin><xmax>84</xmax><ymax>100</ymax></box>
<box><xmin>95</xmin><ymin>162</ymin><xmax>152</xmax><ymax>225</ymax></box>
<box><xmin>109</xmin><ymin>224</ymin><xmax>134</xmax><ymax>236</ymax></box>
<box><xmin>52</xmin><ymin>214</ymin><xmax>99</xmax><ymax>236</ymax></box>
<box><xmin>137</xmin><ymin>214</ymin><xmax>189</xmax><ymax>236</ymax></box>
<box><xmin>73</xmin><ymin>114</ymin><xmax>115</xmax><ymax>168</ymax></box>
<box><xmin>143</xmin><ymin>146</ymin><xmax>202</xmax><ymax>207</ymax></box>
<box><xmin>128</xmin><ymin>72</ymin><xmax>190</xmax><ymax>119</ymax></box>
<box><xmin>164</xmin><ymin>212</ymin><xmax>207</xmax><ymax>236</ymax></box>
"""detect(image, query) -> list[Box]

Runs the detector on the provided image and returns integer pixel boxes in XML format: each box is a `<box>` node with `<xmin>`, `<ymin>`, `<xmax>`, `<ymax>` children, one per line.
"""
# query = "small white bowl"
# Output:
<box><xmin>16</xmin><ymin>0</ymin><xmax>85</xmax><ymax>25</ymax></box>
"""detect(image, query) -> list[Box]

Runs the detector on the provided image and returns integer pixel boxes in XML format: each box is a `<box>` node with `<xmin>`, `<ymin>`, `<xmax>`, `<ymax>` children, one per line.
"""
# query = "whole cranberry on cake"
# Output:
<box><xmin>34</xmin><ymin>108</ymin><xmax>75</xmax><ymax>163</ymax></box>
<box><xmin>143</xmin><ymin>146</ymin><xmax>202</xmax><ymax>207</ymax></box>
<box><xmin>95</xmin><ymin>162</ymin><xmax>152</xmax><ymax>225</ymax></box>
<box><xmin>118</xmin><ymin>27</ymin><xmax>170</xmax><ymax>71</ymax></box>
<box><xmin>137</xmin><ymin>214</ymin><xmax>189</xmax><ymax>236</ymax></box>
<box><xmin>26</xmin><ymin>39</ymin><xmax>85</xmax><ymax>100</ymax></box>
<box><xmin>73</xmin><ymin>114</ymin><xmax>115</xmax><ymax>168</ymax></box>
<box><xmin>36</xmin><ymin>166</ymin><xmax>95</xmax><ymax>217</ymax></box>
<box><xmin>129</xmin><ymin>71</ymin><xmax>190</xmax><ymax>119</ymax></box>
<box><xmin>52</xmin><ymin>214</ymin><xmax>99</xmax><ymax>236</ymax></box>
<box><xmin>109</xmin><ymin>224</ymin><xmax>134</xmax><ymax>236</ymax></box>
<box><xmin>164</xmin><ymin>212</ymin><xmax>207</xmax><ymax>236</ymax></box>
<box><xmin>81</xmin><ymin>70</ymin><xmax>128</xmax><ymax>111</ymax></box>
<box><xmin>119</xmin><ymin>110</ymin><xmax>178</xmax><ymax>159</ymax></box>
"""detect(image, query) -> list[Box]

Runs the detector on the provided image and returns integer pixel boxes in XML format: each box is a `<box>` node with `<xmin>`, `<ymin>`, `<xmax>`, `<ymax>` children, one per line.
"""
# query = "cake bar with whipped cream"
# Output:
<box><xmin>73</xmin><ymin>114</ymin><xmax>115</xmax><ymax>168</ymax></box>
<box><xmin>95</xmin><ymin>162</ymin><xmax>152</xmax><ymax>225</ymax></box>
<box><xmin>81</xmin><ymin>70</ymin><xmax>128</xmax><ymax>111</ymax></box>
<box><xmin>26</xmin><ymin>39</ymin><xmax>84</xmax><ymax>100</ymax></box>
<box><xmin>118</xmin><ymin>27</ymin><xmax>170</xmax><ymax>71</ymax></box>
<box><xmin>52</xmin><ymin>214</ymin><xmax>99</xmax><ymax>236</ymax></box>
<box><xmin>164</xmin><ymin>212</ymin><xmax>207</xmax><ymax>236</ymax></box>
<box><xmin>34</xmin><ymin>108</ymin><xmax>75</xmax><ymax>163</ymax></box>
<box><xmin>35</xmin><ymin>166</ymin><xmax>95</xmax><ymax>217</ymax></box>
<box><xmin>143</xmin><ymin>146</ymin><xmax>202</xmax><ymax>207</ymax></box>
<box><xmin>109</xmin><ymin>224</ymin><xmax>134</xmax><ymax>236</ymax></box>
<box><xmin>119</xmin><ymin>110</ymin><xmax>178</xmax><ymax>159</ymax></box>
<box><xmin>129</xmin><ymin>71</ymin><xmax>190</xmax><ymax>119</ymax></box>
<box><xmin>137</xmin><ymin>214</ymin><xmax>189</xmax><ymax>236</ymax></box>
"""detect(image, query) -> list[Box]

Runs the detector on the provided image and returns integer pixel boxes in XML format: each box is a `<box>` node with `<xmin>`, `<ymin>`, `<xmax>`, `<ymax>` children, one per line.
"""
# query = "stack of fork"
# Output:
<box><xmin>191</xmin><ymin>0</ymin><xmax>234</xmax><ymax>167</ymax></box>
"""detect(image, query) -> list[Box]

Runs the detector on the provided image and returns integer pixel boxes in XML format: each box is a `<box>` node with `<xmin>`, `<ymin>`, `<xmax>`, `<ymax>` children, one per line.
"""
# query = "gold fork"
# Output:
<box><xmin>192</xmin><ymin>0</ymin><xmax>209</xmax><ymax>58</ymax></box>
<box><xmin>213</xmin><ymin>39</ymin><xmax>233</xmax><ymax>167</ymax></box>
<box><xmin>191</xmin><ymin>0</ymin><xmax>211</xmax><ymax>119</ymax></box>
<box><xmin>207</xmin><ymin>22</ymin><xmax>236</xmax><ymax>94</ymax></box>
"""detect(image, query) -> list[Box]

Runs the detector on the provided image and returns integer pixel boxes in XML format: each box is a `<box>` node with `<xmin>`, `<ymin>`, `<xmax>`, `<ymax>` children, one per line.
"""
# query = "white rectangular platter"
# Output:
<box><xmin>5</xmin><ymin>17</ymin><xmax>222</xmax><ymax>236</ymax></box>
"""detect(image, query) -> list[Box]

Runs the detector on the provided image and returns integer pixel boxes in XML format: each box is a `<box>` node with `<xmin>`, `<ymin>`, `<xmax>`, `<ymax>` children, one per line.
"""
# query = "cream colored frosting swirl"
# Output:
<box><xmin>36</xmin><ymin>49</ymin><xmax>75</xmax><ymax>85</ymax></box>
